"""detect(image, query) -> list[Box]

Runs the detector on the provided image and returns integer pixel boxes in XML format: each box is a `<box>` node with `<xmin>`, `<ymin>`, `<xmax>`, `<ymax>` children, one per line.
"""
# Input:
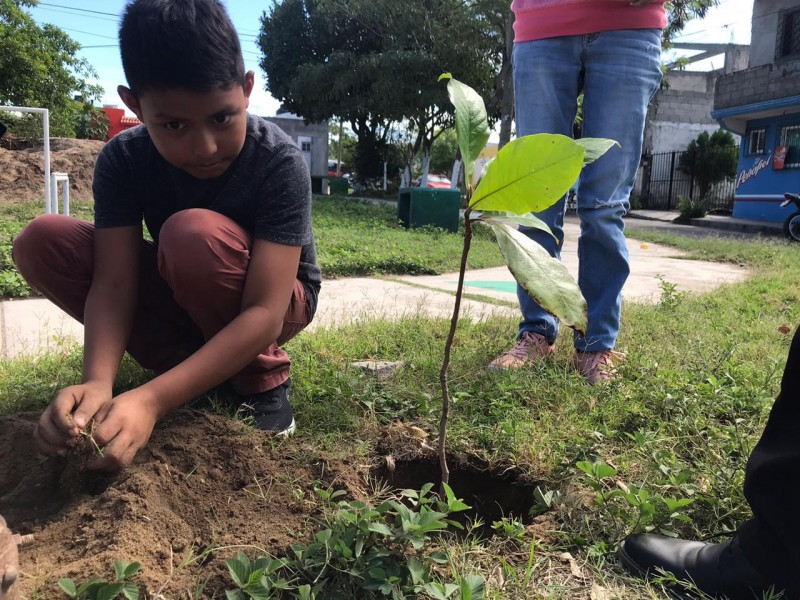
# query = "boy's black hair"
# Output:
<box><xmin>119</xmin><ymin>0</ymin><xmax>245</xmax><ymax>96</ymax></box>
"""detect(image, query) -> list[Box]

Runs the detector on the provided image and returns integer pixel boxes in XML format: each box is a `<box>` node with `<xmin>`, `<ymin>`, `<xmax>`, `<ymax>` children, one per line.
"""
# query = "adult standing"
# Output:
<box><xmin>490</xmin><ymin>0</ymin><xmax>666</xmax><ymax>383</ymax></box>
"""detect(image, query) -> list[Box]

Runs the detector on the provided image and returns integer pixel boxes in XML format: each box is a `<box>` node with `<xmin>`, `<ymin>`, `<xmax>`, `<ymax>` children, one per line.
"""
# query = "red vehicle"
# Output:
<box><xmin>413</xmin><ymin>173</ymin><xmax>451</xmax><ymax>189</ymax></box>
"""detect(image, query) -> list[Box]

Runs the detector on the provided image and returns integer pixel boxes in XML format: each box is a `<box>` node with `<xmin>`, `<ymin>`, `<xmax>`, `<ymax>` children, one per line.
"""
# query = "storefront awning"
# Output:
<box><xmin>712</xmin><ymin>95</ymin><xmax>800</xmax><ymax>135</ymax></box>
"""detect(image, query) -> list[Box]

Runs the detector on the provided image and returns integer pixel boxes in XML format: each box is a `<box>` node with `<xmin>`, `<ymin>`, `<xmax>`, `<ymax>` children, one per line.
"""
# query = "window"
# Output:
<box><xmin>780</xmin><ymin>125</ymin><xmax>800</xmax><ymax>167</ymax></box>
<box><xmin>746</xmin><ymin>128</ymin><xmax>766</xmax><ymax>155</ymax></box>
<box><xmin>300</xmin><ymin>141</ymin><xmax>312</xmax><ymax>152</ymax></box>
<box><xmin>777</xmin><ymin>8</ymin><xmax>800</xmax><ymax>59</ymax></box>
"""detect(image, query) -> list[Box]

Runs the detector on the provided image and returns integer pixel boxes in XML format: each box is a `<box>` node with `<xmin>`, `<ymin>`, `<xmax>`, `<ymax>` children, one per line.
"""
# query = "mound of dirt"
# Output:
<box><xmin>0</xmin><ymin>411</ymin><xmax>365</xmax><ymax>598</ymax></box>
<box><xmin>0</xmin><ymin>138</ymin><xmax>102</xmax><ymax>203</ymax></box>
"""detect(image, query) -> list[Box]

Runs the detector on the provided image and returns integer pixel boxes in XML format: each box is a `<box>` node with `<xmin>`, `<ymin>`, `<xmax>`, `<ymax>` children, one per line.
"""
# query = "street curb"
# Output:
<box><xmin>681</xmin><ymin>217</ymin><xmax>783</xmax><ymax>237</ymax></box>
<box><xmin>627</xmin><ymin>211</ymin><xmax>784</xmax><ymax>238</ymax></box>
<box><xmin>626</xmin><ymin>212</ymin><xmax>678</xmax><ymax>223</ymax></box>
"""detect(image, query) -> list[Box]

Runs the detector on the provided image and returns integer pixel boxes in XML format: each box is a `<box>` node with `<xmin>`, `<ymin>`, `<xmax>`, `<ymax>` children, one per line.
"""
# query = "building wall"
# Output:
<box><xmin>646</xmin><ymin>72</ymin><xmax>731</xmax><ymax>153</ymax></box>
<box><xmin>717</xmin><ymin>0</ymin><xmax>800</xmax><ymax>112</ymax></box>
<box><xmin>750</xmin><ymin>0</ymin><xmax>800</xmax><ymax>67</ymax></box>
<box><xmin>732</xmin><ymin>112</ymin><xmax>800</xmax><ymax>221</ymax></box>
<box><xmin>712</xmin><ymin>1</ymin><xmax>800</xmax><ymax>222</ymax></box>
<box><xmin>262</xmin><ymin>116</ymin><xmax>329</xmax><ymax>177</ymax></box>
<box><xmin>645</xmin><ymin>122</ymin><xmax>731</xmax><ymax>156</ymax></box>
<box><xmin>716</xmin><ymin>65</ymin><xmax>800</xmax><ymax>111</ymax></box>
<box><xmin>645</xmin><ymin>47</ymin><xmax>747</xmax><ymax>154</ymax></box>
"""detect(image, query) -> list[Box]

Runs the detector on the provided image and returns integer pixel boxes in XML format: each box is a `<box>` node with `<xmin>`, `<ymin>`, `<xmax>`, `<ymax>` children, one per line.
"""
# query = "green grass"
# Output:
<box><xmin>313</xmin><ymin>196</ymin><xmax>503</xmax><ymax>277</ymax></box>
<box><xmin>0</xmin><ymin>200</ymin><xmax>94</xmax><ymax>298</ymax></box>
<box><xmin>0</xmin><ymin>196</ymin><xmax>503</xmax><ymax>298</ymax></box>
<box><xmin>3</xmin><ymin>205</ymin><xmax>800</xmax><ymax>597</ymax></box>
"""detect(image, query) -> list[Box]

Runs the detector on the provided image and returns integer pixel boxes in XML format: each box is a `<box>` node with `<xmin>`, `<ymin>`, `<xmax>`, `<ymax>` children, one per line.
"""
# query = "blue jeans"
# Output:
<box><xmin>512</xmin><ymin>29</ymin><xmax>662</xmax><ymax>352</ymax></box>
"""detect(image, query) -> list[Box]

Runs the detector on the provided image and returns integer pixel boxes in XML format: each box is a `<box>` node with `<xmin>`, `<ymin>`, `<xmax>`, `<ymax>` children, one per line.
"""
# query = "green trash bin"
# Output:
<box><xmin>310</xmin><ymin>175</ymin><xmax>324</xmax><ymax>194</ymax></box>
<box><xmin>397</xmin><ymin>187</ymin><xmax>461</xmax><ymax>233</ymax></box>
<box><xmin>329</xmin><ymin>176</ymin><xmax>349</xmax><ymax>196</ymax></box>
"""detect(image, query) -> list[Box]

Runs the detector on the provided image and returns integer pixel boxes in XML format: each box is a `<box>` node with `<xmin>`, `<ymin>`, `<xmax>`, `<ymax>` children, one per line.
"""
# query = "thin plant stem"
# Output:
<box><xmin>438</xmin><ymin>206</ymin><xmax>473</xmax><ymax>490</ymax></box>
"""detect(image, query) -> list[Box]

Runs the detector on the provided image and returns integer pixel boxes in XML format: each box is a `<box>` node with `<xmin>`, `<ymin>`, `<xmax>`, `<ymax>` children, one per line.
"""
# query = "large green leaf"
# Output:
<box><xmin>575</xmin><ymin>138</ymin><xmax>618</xmax><ymax>165</ymax></box>
<box><xmin>470</xmin><ymin>134</ymin><xmax>584</xmax><ymax>213</ymax></box>
<box><xmin>478</xmin><ymin>212</ymin><xmax>557</xmax><ymax>243</ymax></box>
<box><xmin>489</xmin><ymin>221</ymin><xmax>587</xmax><ymax>334</ymax></box>
<box><xmin>460</xmin><ymin>575</ymin><xmax>486</xmax><ymax>600</ymax></box>
<box><xmin>439</xmin><ymin>73</ymin><xmax>490</xmax><ymax>187</ymax></box>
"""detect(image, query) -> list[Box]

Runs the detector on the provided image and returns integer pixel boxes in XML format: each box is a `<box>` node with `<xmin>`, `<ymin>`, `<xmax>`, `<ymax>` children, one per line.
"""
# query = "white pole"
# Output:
<box><xmin>63</xmin><ymin>175</ymin><xmax>70</xmax><ymax>216</ymax></box>
<box><xmin>43</xmin><ymin>109</ymin><xmax>51</xmax><ymax>213</ymax></box>
<box><xmin>0</xmin><ymin>106</ymin><xmax>52</xmax><ymax>212</ymax></box>
<box><xmin>450</xmin><ymin>159</ymin><xmax>461</xmax><ymax>189</ymax></box>
<box><xmin>383</xmin><ymin>161</ymin><xmax>387</xmax><ymax>191</ymax></box>
<box><xmin>337</xmin><ymin>117</ymin><xmax>343</xmax><ymax>176</ymax></box>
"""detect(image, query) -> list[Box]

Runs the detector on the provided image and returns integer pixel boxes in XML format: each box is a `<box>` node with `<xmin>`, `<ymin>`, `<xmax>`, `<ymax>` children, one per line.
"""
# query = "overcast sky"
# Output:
<box><xmin>27</xmin><ymin>0</ymin><xmax>755</xmax><ymax>117</ymax></box>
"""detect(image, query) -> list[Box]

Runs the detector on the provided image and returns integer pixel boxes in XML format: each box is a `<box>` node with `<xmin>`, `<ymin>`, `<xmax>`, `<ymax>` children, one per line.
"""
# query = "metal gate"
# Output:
<box><xmin>638</xmin><ymin>146</ymin><xmax>739</xmax><ymax>213</ymax></box>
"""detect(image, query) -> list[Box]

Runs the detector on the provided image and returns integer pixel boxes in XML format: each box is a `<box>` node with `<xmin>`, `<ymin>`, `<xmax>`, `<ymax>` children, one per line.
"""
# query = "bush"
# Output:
<box><xmin>677</xmin><ymin>194</ymin><xmax>708</xmax><ymax>219</ymax></box>
<box><xmin>678</xmin><ymin>130</ymin><xmax>738</xmax><ymax>203</ymax></box>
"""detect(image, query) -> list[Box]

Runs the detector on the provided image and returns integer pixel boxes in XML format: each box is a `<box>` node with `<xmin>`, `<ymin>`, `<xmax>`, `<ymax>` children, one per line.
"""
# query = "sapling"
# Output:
<box><xmin>436</xmin><ymin>74</ymin><xmax>615</xmax><ymax>486</ymax></box>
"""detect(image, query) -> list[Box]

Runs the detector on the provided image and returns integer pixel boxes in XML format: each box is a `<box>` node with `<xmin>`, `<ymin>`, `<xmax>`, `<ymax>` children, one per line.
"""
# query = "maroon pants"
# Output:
<box><xmin>12</xmin><ymin>209</ymin><xmax>310</xmax><ymax>394</ymax></box>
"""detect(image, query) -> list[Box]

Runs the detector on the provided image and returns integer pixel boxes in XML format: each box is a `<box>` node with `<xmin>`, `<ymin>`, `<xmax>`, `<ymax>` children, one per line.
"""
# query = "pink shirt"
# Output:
<box><xmin>512</xmin><ymin>0</ymin><xmax>667</xmax><ymax>42</ymax></box>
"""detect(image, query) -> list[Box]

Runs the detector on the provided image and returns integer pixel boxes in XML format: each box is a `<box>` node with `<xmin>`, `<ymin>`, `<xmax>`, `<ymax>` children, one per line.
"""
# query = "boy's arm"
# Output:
<box><xmin>87</xmin><ymin>237</ymin><xmax>300</xmax><ymax>470</ymax></box>
<box><xmin>34</xmin><ymin>225</ymin><xmax>141</xmax><ymax>455</ymax></box>
<box><xmin>83</xmin><ymin>225</ymin><xmax>141</xmax><ymax>387</ymax></box>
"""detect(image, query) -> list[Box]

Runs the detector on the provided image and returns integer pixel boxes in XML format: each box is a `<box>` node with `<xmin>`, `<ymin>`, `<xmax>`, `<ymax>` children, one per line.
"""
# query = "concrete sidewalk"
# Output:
<box><xmin>0</xmin><ymin>220</ymin><xmax>750</xmax><ymax>359</ymax></box>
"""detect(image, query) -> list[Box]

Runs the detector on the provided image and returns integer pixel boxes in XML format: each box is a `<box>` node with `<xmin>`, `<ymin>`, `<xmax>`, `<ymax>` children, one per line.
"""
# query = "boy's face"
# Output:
<box><xmin>119</xmin><ymin>71</ymin><xmax>255</xmax><ymax>180</ymax></box>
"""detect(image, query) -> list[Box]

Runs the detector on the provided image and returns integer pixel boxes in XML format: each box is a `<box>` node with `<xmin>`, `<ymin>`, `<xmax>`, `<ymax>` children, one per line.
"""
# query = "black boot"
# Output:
<box><xmin>619</xmin><ymin>534</ymin><xmax>779</xmax><ymax>599</ymax></box>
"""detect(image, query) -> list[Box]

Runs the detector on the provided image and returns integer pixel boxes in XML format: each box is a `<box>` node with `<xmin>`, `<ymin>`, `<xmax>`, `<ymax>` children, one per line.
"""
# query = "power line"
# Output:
<box><xmin>58</xmin><ymin>26</ymin><xmax>117</xmax><ymax>40</ymax></box>
<box><xmin>35</xmin><ymin>1</ymin><xmax>260</xmax><ymax>37</ymax></box>
<box><xmin>37</xmin><ymin>2</ymin><xmax>118</xmax><ymax>17</ymax></box>
<box><xmin>35</xmin><ymin>6</ymin><xmax>118</xmax><ymax>23</ymax></box>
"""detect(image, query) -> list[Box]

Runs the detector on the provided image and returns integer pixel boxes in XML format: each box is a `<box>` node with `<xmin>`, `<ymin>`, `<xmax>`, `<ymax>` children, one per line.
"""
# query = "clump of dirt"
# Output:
<box><xmin>0</xmin><ymin>410</ymin><xmax>355</xmax><ymax>598</ymax></box>
<box><xmin>0</xmin><ymin>138</ymin><xmax>102</xmax><ymax>203</ymax></box>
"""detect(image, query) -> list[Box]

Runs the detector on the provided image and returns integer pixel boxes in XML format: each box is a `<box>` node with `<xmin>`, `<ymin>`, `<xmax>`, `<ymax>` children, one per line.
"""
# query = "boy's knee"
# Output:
<box><xmin>158</xmin><ymin>209</ymin><xmax>249</xmax><ymax>278</ymax></box>
<box><xmin>12</xmin><ymin>214</ymin><xmax>80</xmax><ymax>275</ymax></box>
<box><xmin>161</xmin><ymin>208</ymin><xmax>215</xmax><ymax>243</ymax></box>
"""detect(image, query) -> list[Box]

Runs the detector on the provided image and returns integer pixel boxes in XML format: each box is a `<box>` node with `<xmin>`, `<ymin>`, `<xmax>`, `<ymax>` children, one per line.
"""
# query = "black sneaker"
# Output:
<box><xmin>236</xmin><ymin>378</ymin><xmax>295</xmax><ymax>436</ymax></box>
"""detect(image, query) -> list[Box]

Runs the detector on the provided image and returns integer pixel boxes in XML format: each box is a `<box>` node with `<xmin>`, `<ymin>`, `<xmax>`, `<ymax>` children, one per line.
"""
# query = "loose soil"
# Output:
<box><xmin>0</xmin><ymin>138</ymin><xmax>102</xmax><ymax>203</ymax></box>
<box><xmin>0</xmin><ymin>410</ymin><xmax>543</xmax><ymax>598</ymax></box>
<box><xmin>0</xmin><ymin>410</ymin><xmax>366</xmax><ymax>598</ymax></box>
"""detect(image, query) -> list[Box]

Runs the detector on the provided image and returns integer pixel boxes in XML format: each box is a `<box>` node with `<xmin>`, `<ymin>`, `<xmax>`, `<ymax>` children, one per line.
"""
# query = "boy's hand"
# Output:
<box><xmin>33</xmin><ymin>381</ymin><xmax>112</xmax><ymax>456</ymax></box>
<box><xmin>86</xmin><ymin>389</ymin><xmax>160</xmax><ymax>471</ymax></box>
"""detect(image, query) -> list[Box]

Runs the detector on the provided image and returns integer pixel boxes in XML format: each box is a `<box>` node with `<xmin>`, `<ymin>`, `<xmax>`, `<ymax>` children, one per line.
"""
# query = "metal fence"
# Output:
<box><xmin>637</xmin><ymin>146</ymin><xmax>739</xmax><ymax>213</ymax></box>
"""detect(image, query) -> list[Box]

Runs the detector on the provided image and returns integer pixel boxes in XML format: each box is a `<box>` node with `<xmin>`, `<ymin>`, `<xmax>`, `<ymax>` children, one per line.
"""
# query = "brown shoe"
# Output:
<box><xmin>488</xmin><ymin>331</ymin><xmax>555</xmax><ymax>370</ymax></box>
<box><xmin>572</xmin><ymin>349</ymin><xmax>625</xmax><ymax>384</ymax></box>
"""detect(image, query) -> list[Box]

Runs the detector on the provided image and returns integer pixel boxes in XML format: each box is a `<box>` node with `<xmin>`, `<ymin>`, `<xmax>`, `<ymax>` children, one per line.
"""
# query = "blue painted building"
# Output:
<box><xmin>712</xmin><ymin>0</ymin><xmax>800</xmax><ymax>222</ymax></box>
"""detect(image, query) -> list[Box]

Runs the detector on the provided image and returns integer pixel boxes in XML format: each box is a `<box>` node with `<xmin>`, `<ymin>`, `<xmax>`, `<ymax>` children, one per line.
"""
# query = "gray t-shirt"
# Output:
<box><xmin>92</xmin><ymin>114</ymin><xmax>320</xmax><ymax>317</ymax></box>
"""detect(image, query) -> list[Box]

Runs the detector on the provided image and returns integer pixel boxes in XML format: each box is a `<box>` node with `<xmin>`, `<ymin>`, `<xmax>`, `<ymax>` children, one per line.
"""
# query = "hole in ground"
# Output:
<box><xmin>373</xmin><ymin>458</ymin><xmax>539</xmax><ymax>534</ymax></box>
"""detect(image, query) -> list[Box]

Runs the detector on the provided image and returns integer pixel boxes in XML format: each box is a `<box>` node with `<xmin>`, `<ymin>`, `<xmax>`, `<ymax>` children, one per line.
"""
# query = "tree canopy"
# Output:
<box><xmin>258</xmin><ymin>0</ymin><xmax>499</xmax><ymax>182</ymax></box>
<box><xmin>0</xmin><ymin>0</ymin><xmax>103</xmax><ymax>137</ymax></box>
<box><xmin>259</xmin><ymin>0</ymin><xmax>725</xmax><ymax>181</ymax></box>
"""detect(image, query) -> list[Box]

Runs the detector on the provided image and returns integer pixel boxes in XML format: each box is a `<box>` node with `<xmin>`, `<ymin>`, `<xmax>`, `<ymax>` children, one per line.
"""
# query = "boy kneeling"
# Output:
<box><xmin>13</xmin><ymin>0</ymin><xmax>320</xmax><ymax>471</ymax></box>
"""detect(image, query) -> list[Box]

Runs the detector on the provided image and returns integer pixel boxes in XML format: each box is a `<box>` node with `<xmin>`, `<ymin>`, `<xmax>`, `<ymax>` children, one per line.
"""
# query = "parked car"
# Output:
<box><xmin>327</xmin><ymin>160</ymin><xmax>348</xmax><ymax>177</ymax></box>
<box><xmin>412</xmin><ymin>173</ymin><xmax>452</xmax><ymax>189</ymax></box>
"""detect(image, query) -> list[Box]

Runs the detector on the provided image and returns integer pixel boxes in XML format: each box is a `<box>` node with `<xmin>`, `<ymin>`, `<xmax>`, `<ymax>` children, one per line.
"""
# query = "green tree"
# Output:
<box><xmin>429</xmin><ymin>128</ymin><xmax>458</xmax><ymax>175</ymax></box>
<box><xmin>0</xmin><ymin>0</ymin><xmax>103</xmax><ymax>138</ymax></box>
<box><xmin>258</xmin><ymin>0</ymin><xmax>497</xmax><ymax>184</ymax></box>
<box><xmin>679</xmin><ymin>129</ymin><xmax>738</xmax><ymax>201</ymax></box>
<box><xmin>663</xmin><ymin>0</ymin><xmax>721</xmax><ymax>47</ymax></box>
